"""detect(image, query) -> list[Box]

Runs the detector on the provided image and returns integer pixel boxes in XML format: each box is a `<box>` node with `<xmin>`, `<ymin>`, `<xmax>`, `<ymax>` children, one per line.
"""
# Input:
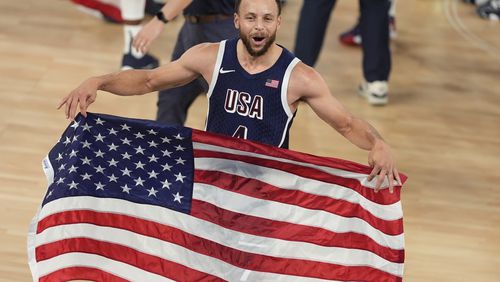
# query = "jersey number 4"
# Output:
<box><xmin>232</xmin><ymin>125</ymin><xmax>248</xmax><ymax>139</ymax></box>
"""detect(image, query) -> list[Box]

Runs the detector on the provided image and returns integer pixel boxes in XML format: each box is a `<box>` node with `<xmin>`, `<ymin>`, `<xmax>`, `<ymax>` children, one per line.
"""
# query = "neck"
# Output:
<box><xmin>236</xmin><ymin>39</ymin><xmax>282</xmax><ymax>74</ymax></box>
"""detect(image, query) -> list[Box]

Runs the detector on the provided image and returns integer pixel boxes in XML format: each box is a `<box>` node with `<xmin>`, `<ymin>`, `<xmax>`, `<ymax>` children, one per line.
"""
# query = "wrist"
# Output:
<box><xmin>155</xmin><ymin>11</ymin><xmax>169</xmax><ymax>24</ymax></box>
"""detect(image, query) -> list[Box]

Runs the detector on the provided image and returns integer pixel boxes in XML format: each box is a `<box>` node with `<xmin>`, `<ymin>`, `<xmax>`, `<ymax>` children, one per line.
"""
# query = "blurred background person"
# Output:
<box><xmin>294</xmin><ymin>0</ymin><xmax>392</xmax><ymax>106</ymax></box>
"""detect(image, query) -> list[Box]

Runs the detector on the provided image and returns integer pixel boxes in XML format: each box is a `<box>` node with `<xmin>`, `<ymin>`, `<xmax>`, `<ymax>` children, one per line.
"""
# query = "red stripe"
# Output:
<box><xmin>39</xmin><ymin>266</ymin><xmax>127</xmax><ymax>282</ymax></box>
<box><xmin>194</xmin><ymin>149</ymin><xmax>402</xmax><ymax>205</ymax></box>
<box><xmin>36</xmin><ymin>238</ymin><xmax>224</xmax><ymax>282</ymax></box>
<box><xmin>37</xmin><ymin>210</ymin><xmax>400</xmax><ymax>281</ymax></box>
<box><xmin>195</xmin><ymin>170</ymin><xmax>403</xmax><ymax>235</ymax></box>
<box><xmin>71</xmin><ymin>0</ymin><xmax>123</xmax><ymax>22</ymax></box>
<box><xmin>191</xmin><ymin>199</ymin><xmax>404</xmax><ymax>263</ymax></box>
<box><xmin>192</xmin><ymin>129</ymin><xmax>408</xmax><ymax>184</ymax></box>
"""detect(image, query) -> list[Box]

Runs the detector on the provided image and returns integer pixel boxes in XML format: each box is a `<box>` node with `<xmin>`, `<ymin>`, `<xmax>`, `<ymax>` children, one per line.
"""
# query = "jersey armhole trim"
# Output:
<box><xmin>206</xmin><ymin>40</ymin><xmax>226</xmax><ymax>100</ymax></box>
<box><xmin>281</xmin><ymin>57</ymin><xmax>301</xmax><ymax>118</ymax></box>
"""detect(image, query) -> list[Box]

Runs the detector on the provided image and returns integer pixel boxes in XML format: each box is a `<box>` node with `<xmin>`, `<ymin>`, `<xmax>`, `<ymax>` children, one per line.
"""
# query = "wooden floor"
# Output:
<box><xmin>1</xmin><ymin>0</ymin><xmax>500</xmax><ymax>281</ymax></box>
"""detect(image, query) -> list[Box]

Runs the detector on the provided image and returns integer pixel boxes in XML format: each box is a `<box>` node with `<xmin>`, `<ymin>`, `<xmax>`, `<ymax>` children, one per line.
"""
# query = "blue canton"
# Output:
<box><xmin>44</xmin><ymin>113</ymin><xmax>194</xmax><ymax>214</ymax></box>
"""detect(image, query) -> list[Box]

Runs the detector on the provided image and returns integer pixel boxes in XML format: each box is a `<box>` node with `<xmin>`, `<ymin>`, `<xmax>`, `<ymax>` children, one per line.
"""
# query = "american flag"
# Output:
<box><xmin>28</xmin><ymin>113</ymin><xmax>406</xmax><ymax>282</ymax></box>
<box><xmin>265</xmin><ymin>78</ymin><xmax>280</xmax><ymax>88</ymax></box>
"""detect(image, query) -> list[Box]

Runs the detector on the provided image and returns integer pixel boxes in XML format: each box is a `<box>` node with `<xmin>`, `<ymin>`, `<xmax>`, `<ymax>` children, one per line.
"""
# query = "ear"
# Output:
<box><xmin>234</xmin><ymin>13</ymin><xmax>240</xmax><ymax>30</ymax></box>
<box><xmin>276</xmin><ymin>15</ymin><xmax>281</xmax><ymax>30</ymax></box>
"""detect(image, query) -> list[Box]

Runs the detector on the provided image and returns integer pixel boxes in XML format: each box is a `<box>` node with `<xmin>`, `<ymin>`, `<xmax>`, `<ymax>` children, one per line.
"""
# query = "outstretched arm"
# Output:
<box><xmin>289</xmin><ymin>64</ymin><xmax>402</xmax><ymax>192</ymax></box>
<box><xmin>58</xmin><ymin>43</ymin><xmax>217</xmax><ymax>120</ymax></box>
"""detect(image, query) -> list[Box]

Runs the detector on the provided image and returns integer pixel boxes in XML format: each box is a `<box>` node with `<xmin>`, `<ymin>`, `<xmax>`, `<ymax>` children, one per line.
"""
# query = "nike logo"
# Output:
<box><xmin>219</xmin><ymin>67</ymin><xmax>235</xmax><ymax>74</ymax></box>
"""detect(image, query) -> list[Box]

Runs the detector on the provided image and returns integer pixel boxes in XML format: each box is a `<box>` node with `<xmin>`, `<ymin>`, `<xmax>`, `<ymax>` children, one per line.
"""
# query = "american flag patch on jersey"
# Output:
<box><xmin>265</xmin><ymin>79</ymin><xmax>280</xmax><ymax>88</ymax></box>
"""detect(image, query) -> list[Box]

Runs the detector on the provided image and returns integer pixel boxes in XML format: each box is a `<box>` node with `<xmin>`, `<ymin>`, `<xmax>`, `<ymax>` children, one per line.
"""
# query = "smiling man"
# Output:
<box><xmin>59</xmin><ymin>0</ymin><xmax>401</xmax><ymax>191</ymax></box>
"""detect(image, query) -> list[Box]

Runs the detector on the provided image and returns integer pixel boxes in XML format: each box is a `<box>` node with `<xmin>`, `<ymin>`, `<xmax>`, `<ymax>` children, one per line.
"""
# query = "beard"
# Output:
<box><xmin>240</xmin><ymin>30</ymin><xmax>277</xmax><ymax>57</ymax></box>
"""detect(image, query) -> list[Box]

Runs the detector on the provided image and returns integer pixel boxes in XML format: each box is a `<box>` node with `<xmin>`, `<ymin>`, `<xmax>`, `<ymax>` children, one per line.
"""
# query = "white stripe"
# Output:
<box><xmin>37</xmin><ymin>197</ymin><xmax>403</xmax><ymax>277</ymax></box>
<box><xmin>194</xmin><ymin>142</ymin><xmax>396</xmax><ymax>190</ymax></box>
<box><xmin>204</xmin><ymin>40</ymin><xmax>227</xmax><ymax>131</ymax></box>
<box><xmin>37</xmin><ymin>252</ymin><xmax>173</xmax><ymax>282</ymax></box>
<box><xmin>194</xmin><ymin>183</ymin><xmax>404</xmax><ymax>250</ymax></box>
<box><xmin>42</xmin><ymin>155</ymin><xmax>54</xmax><ymax>185</ymax></box>
<box><xmin>37</xmin><ymin>223</ymin><xmax>342</xmax><ymax>282</ymax></box>
<box><xmin>194</xmin><ymin>156</ymin><xmax>402</xmax><ymax>221</ymax></box>
<box><xmin>278</xmin><ymin>58</ymin><xmax>300</xmax><ymax>147</ymax></box>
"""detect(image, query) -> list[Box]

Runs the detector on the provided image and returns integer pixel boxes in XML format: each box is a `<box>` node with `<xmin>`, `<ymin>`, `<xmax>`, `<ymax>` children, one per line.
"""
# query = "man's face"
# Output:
<box><xmin>235</xmin><ymin>0</ymin><xmax>281</xmax><ymax>57</ymax></box>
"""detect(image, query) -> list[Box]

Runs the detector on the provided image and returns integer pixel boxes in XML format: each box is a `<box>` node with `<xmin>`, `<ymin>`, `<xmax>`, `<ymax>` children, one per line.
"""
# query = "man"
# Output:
<box><xmin>133</xmin><ymin>0</ymin><xmax>237</xmax><ymax>125</ymax></box>
<box><xmin>294</xmin><ymin>0</ymin><xmax>392</xmax><ymax>106</ymax></box>
<box><xmin>58</xmin><ymin>0</ymin><xmax>401</xmax><ymax>191</ymax></box>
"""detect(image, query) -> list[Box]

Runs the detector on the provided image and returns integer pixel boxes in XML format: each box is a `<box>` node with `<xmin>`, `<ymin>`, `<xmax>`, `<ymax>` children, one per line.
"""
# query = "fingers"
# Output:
<box><xmin>133</xmin><ymin>37</ymin><xmax>150</xmax><ymax>54</ymax></box>
<box><xmin>80</xmin><ymin>97</ymin><xmax>88</xmax><ymax>117</ymax></box>
<box><xmin>394</xmin><ymin>168</ymin><xmax>402</xmax><ymax>186</ymax></box>
<box><xmin>375</xmin><ymin>169</ymin><xmax>387</xmax><ymax>192</ymax></box>
<box><xmin>367</xmin><ymin>165</ymin><xmax>380</xmax><ymax>182</ymax></box>
<box><xmin>388</xmin><ymin>172</ymin><xmax>394</xmax><ymax>193</ymax></box>
<box><xmin>68</xmin><ymin>95</ymin><xmax>80</xmax><ymax>121</ymax></box>
<box><xmin>57</xmin><ymin>96</ymin><xmax>69</xmax><ymax>110</ymax></box>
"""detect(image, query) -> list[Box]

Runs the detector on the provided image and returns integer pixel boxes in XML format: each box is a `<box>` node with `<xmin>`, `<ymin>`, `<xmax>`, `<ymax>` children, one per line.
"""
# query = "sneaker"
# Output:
<box><xmin>121</xmin><ymin>53</ymin><xmax>160</xmax><ymax>70</ymax></box>
<box><xmin>339</xmin><ymin>16</ymin><xmax>397</xmax><ymax>47</ymax></box>
<box><xmin>477</xmin><ymin>0</ymin><xmax>500</xmax><ymax>20</ymax></box>
<box><xmin>358</xmin><ymin>81</ymin><xmax>389</xmax><ymax>105</ymax></box>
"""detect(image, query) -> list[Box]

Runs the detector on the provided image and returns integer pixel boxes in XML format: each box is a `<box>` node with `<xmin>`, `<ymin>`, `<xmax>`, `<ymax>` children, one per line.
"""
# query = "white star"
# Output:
<box><xmin>121</xmin><ymin>184</ymin><xmax>132</xmax><ymax>194</ymax></box>
<box><xmin>162</xmin><ymin>149</ymin><xmax>172</xmax><ymax>157</ymax></box>
<box><xmin>134</xmin><ymin>132</ymin><xmax>145</xmax><ymax>139</ymax></box>
<box><xmin>162</xmin><ymin>179</ymin><xmax>171</xmax><ymax>189</ymax></box>
<box><xmin>81</xmin><ymin>173</ymin><xmax>92</xmax><ymax>181</ymax></box>
<box><xmin>56</xmin><ymin>153</ymin><xmax>63</xmax><ymax>161</ymax></box>
<box><xmin>147</xmin><ymin>129</ymin><xmax>158</xmax><ymax>135</ymax></box>
<box><xmin>147</xmin><ymin>187</ymin><xmax>158</xmax><ymax>197</ymax></box>
<box><xmin>162</xmin><ymin>163</ymin><xmax>173</xmax><ymax>171</ymax></box>
<box><xmin>56</xmin><ymin>177</ymin><xmax>65</xmax><ymax>184</ymax></box>
<box><xmin>95</xmin><ymin>182</ymin><xmax>105</xmax><ymax>190</ymax></box>
<box><xmin>175</xmin><ymin>172</ymin><xmax>186</xmax><ymax>183</ymax></box>
<box><xmin>121</xmin><ymin>138</ymin><xmax>132</xmax><ymax>145</ymax></box>
<box><xmin>95</xmin><ymin>165</ymin><xmax>105</xmax><ymax>174</ymax></box>
<box><xmin>134</xmin><ymin>161</ymin><xmax>146</xmax><ymax>170</ymax></box>
<box><xmin>95</xmin><ymin>150</ymin><xmax>105</xmax><ymax>158</ymax></box>
<box><xmin>63</xmin><ymin>137</ymin><xmax>71</xmax><ymax>145</ymax></box>
<box><xmin>134</xmin><ymin>177</ymin><xmax>145</xmax><ymax>187</ymax></box>
<box><xmin>81</xmin><ymin>156</ymin><xmax>91</xmax><ymax>165</ymax></box>
<box><xmin>148</xmin><ymin>170</ymin><xmax>159</xmax><ymax>179</ymax></box>
<box><xmin>69</xmin><ymin>150</ymin><xmax>78</xmax><ymax>158</ymax></box>
<box><xmin>121</xmin><ymin>152</ymin><xmax>132</xmax><ymax>160</ymax></box>
<box><xmin>82</xmin><ymin>123</ymin><xmax>92</xmax><ymax>131</ymax></box>
<box><xmin>46</xmin><ymin>190</ymin><xmax>53</xmax><ymax>198</ymax></box>
<box><xmin>94</xmin><ymin>133</ymin><xmax>105</xmax><ymax>142</ymax></box>
<box><xmin>68</xmin><ymin>165</ymin><xmax>78</xmax><ymax>173</ymax></box>
<box><xmin>175</xmin><ymin>157</ymin><xmax>186</xmax><ymax>165</ymax></box>
<box><xmin>70</xmin><ymin>121</ymin><xmax>79</xmax><ymax>129</ymax></box>
<box><xmin>108</xmin><ymin>143</ymin><xmax>119</xmax><ymax>151</ymax></box>
<box><xmin>148</xmin><ymin>140</ymin><xmax>158</xmax><ymax>148</ymax></box>
<box><xmin>108</xmin><ymin>128</ymin><xmax>118</xmax><ymax>135</ymax></box>
<box><xmin>95</xmin><ymin>118</ymin><xmax>105</xmax><ymax>125</ymax></box>
<box><xmin>173</xmin><ymin>192</ymin><xmax>184</xmax><ymax>203</ymax></box>
<box><xmin>68</xmin><ymin>181</ymin><xmax>78</xmax><ymax>190</ymax></box>
<box><xmin>81</xmin><ymin>140</ymin><xmax>92</xmax><ymax>149</ymax></box>
<box><xmin>148</xmin><ymin>154</ymin><xmax>158</xmax><ymax>163</ymax></box>
<box><xmin>121</xmin><ymin>124</ymin><xmax>131</xmax><ymax>131</ymax></box>
<box><xmin>58</xmin><ymin>164</ymin><xmax>66</xmax><ymax>171</ymax></box>
<box><xmin>108</xmin><ymin>158</ymin><xmax>119</xmax><ymax>167</ymax></box>
<box><xmin>161</xmin><ymin>137</ymin><xmax>171</xmax><ymax>144</ymax></box>
<box><xmin>174</xmin><ymin>134</ymin><xmax>184</xmax><ymax>140</ymax></box>
<box><xmin>121</xmin><ymin>167</ymin><xmax>132</xmax><ymax>177</ymax></box>
<box><xmin>108</xmin><ymin>174</ymin><xmax>118</xmax><ymax>183</ymax></box>
<box><xmin>135</xmin><ymin>146</ymin><xmax>145</xmax><ymax>154</ymax></box>
<box><xmin>72</xmin><ymin>135</ymin><xmax>79</xmax><ymax>142</ymax></box>
<box><xmin>175</xmin><ymin>145</ymin><xmax>185</xmax><ymax>152</ymax></box>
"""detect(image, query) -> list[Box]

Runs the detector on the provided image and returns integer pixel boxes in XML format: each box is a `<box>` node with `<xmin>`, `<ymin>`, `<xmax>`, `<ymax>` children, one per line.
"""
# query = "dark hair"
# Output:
<box><xmin>235</xmin><ymin>0</ymin><xmax>282</xmax><ymax>16</ymax></box>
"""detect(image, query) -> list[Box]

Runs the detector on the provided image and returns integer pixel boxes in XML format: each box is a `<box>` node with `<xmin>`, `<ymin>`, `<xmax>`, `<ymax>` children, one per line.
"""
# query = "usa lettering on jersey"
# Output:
<box><xmin>224</xmin><ymin>89</ymin><xmax>263</xmax><ymax>120</ymax></box>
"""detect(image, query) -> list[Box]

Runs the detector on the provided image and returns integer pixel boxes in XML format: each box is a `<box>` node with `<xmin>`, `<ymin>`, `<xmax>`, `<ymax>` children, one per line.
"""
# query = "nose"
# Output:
<box><xmin>254</xmin><ymin>18</ymin><xmax>265</xmax><ymax>31</ymax></box>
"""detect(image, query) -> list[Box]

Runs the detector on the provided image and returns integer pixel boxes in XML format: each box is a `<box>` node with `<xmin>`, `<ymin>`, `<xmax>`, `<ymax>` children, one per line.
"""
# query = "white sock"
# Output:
<box><xmin>123</xmin><ymin>25</ymin><xmax>144</xmax><ymax>58</ymax></box>
<box><xmin>120</xmin><ymin>0</ymin><xmax>146</xmax><ymax>21</ymax></box>
<box><xmin>389</xmin><ymin>0</ymin><xmax>397</xmax><ymax>17</ymax></box>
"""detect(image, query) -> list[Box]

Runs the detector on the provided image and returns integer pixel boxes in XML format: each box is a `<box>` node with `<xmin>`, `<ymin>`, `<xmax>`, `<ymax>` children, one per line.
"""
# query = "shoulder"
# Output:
<box><xmin>288</xmin><ymin>61</ymin><xmax>328</xmax><ymax>99</ymax></box>
<box><xmin>179</xmin><ymin>42</ymin><xmax>222</xmax><ymax>73</ymax></box>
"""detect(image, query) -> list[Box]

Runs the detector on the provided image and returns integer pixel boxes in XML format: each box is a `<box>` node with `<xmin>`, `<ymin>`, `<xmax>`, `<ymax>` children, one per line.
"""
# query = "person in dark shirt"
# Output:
<box><xmin>133</xmin><ymin>0</ymin><xmax>238</xmax><ymax>126</ymax></box>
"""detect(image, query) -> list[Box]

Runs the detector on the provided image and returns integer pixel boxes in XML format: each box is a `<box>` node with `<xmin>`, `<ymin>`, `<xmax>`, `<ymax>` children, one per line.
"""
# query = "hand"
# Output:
<box><xmin>367</xmin><ymin>140</ymin><xmax>402</xmax><ymax>193</ymax></box>
<box><xmin>132</xmin><ymin>18</ymin><xmax>165</xmax><ymax>54</ymax></box>
<box><xmin>57</xmin><ymin>78</ymin><xmax>99</xmax><ymax>120</ymax></box>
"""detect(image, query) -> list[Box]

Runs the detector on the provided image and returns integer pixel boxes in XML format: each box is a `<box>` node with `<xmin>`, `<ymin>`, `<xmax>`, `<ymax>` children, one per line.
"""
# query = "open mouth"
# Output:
<box><xmin>251</xmin><ymin>36</ymin><xmax>266</xmax><ymax>45</ymax></box>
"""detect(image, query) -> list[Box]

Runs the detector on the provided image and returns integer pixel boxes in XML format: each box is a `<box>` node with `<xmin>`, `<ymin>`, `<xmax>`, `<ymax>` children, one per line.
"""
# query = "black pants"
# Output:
<box><xmin>294</xmin><ymin>0</ymin><xmax>391</xmax><ymax>82</ymax></box>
